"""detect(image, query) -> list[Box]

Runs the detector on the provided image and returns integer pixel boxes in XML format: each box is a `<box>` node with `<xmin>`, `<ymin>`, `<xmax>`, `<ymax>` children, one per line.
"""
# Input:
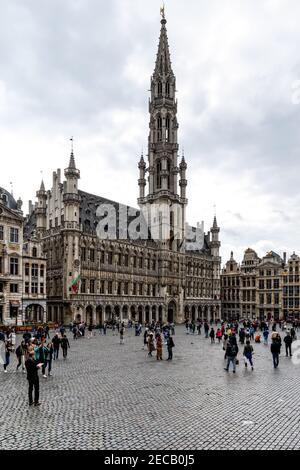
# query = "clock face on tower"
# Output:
<box><xmin>73</xmin><ymin>259</ymin><xmax>80</xmax><ymax>269</ymax></box>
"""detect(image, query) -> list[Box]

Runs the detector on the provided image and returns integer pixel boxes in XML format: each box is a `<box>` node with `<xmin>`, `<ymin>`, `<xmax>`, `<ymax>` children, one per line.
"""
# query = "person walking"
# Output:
<box><xmin>204</xmin><ymin>322</ymin><xmax>209</xmax><ymax>339</ymax></box>
<box><xmin>25</xmin><ymin>351</ymin><xmax>42</xmax><ymax>406</ymax></box>
<box><xmin>224</xmin><ymin>338</ymin><xmax>239</xmax><ymax>373</ymax></box>
<box><xmin>263</xmin><ymin>328</ymin><xmax>269</xmax><ymax>345</ymax></box>
<box><xmin>209</xmin><ymin>328</ymin><xmax>215</xmax><ymax>343</ymax></box>
<box><xmin>88</xmin><ymin>324</ymin><xmax>93</xmax><ymax>339</ymax></box>
<box><xmin>52</xmin><ymin>333</ymin><xmax>61</xmax><ymax>360</ymax></box>
<box><xmin>216</xmin><ymin>328</ymin><xmax>222</xmax><ymax>343</ymax></box>
<box><xmin>34</xmin><ymin>340</ymin><xmax>49</xmax><ymax>378</ymax></box>
<box><xmin>223</xmin><ymin>334</ymin><xmax>229</xmax><ymax>359</ymax></box>
<box><xmin>167</xmin><ymin>335</ymin><xmax>175</xmax><ymax>361</ymax></box>
<box><xmin>271</xmin><ymin>338</ymin><xmax>281</xmax><ymax>368</ymax></box>
<box><xmin>3</xmin><ymin>340</ymin><xmax>12</xmax><ymax>373</ymax></box>
<box><xmin>16</xmin><ymin>340</ymin><xmax>26</xmax><ymax>373</ymax></box>
<box><xmin>61</xmin><ymin>334</ymin><xmax>70</xmax><ymax>359</ymax></box>
<box><xmin>147</xmin><ymin>332</ymin><xmax>155</xmax><ymax>357</ymax></box>
<box><xmin>284</xmin><ymin>332</ymin><xmax>293</xmax><ymax>357</ymax></box>
<box><xmin>243</xmin><ymin>340</ymin><xmax>254</xmax><ymax>370</ymax></box>
<box><xmin>45</xmin><ymin>342</ymin><xmax>53</xmax><ymax>376</ymax></box>
<box><xmin>119</xmin><ymin>327</ymin><xmax>125</xmax><ymax>345</ymax></box>
<box><xmin>156</xmin><ymin>333</ymin><xmax>163</xmax><ymax>360</ymax></box>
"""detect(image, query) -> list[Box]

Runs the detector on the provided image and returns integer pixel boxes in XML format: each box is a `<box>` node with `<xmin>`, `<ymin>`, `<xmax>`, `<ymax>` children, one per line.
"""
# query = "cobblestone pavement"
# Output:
<box><xmin>0</xmin><ymin>326</ymin><xmax>300</xmax><ymax>450</ymax></box>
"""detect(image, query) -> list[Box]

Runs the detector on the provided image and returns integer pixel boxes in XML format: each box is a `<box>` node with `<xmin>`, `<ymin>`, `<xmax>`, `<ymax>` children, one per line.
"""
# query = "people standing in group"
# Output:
<box><xmin>284</xmin><ymin>332</ymin><xmax>293</xmax><ymax>357</ymax></box>
<box><xmin>243</xmin><ymin>340</ymin><xmax>254</xmax><ymax>370</ymax></box>
<box><xmin>25</xmin><ymin>351</ymin><xmax>42</xmax><ymax>406</ymax></box>
<box><xmin>167</xmin><ymin>335</ymin><xmax>175</xmax><ymax>361</ymax></box>
<box><xmin>61</xmin><ymin>334</ymin><xmax>70</xmax><ymax>358</ymax></box>
<box><xmin>52</xmin><ymin>333</ymin><xmax>61</xmax><ymax>360</ymax></box>
<box><xmin>16</xmin><ymin>340</ymin><xmax>26</xmax><ymax>373</ymax></box>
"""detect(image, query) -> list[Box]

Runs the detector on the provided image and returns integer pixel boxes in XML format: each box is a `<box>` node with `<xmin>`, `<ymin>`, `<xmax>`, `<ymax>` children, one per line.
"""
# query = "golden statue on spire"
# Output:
<box><xmin>160</xmin><ymin>3</ymin><xmax>165</xmax><ymax>19</ymax></box>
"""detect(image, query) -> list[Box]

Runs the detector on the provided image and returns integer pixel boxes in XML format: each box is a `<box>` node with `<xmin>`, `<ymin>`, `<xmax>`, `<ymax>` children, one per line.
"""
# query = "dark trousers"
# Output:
<box><xmin>167</xmin><ymin>348</ymin><xmax>173</xmax><ymax>360</ymax></box>
<box><xmin>285</xmin><ymin>344</ymin><xmax>292</xmax><ymax>356</ymax></box>
<box><xmin>28</xmin><ymin>379</ymin><xmax>39</xmax><ymax>404</ymax></box>
<box><xmin>53</xmin><ymin>348</ymin><xmax>59</xmax><ymax>360</ymax></box>
<box><xmin>272</xmin><ymin>352</ymin><xmax>279</xmax><ymax>368</ymax></box>
<box><xmin>62</xmin><ymin>347</ymin><xmax>68</xmax><ymax>358</ymax></box>
<box><xmin>47</xmin><ymin>359</ymin><xmax>52</xmax><ymax>374</ymax></box>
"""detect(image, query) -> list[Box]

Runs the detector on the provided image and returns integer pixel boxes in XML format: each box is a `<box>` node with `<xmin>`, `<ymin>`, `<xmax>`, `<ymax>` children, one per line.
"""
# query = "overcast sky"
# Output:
<box><xmin>1</xmin><ymin>0</ymin><xmax>300</xmax><ymax>264</ymax></box>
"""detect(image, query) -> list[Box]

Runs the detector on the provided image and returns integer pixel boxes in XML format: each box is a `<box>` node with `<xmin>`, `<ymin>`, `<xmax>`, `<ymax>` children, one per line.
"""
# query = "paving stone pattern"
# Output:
<box><xmin>0</xmin><ymin>326</ymin><xmax>300</xmax><ymax>450</ymax></box>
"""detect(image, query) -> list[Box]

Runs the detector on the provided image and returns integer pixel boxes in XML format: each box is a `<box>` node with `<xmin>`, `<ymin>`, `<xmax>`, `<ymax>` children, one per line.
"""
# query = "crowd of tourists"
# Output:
<box><xmin>0</xmin><ymin>325</ymin><xmax>70</xmax><ymax>406</ymax></box>
<box><xmin>183</xmin><ymin>317</ymin><xmax>298</xmax><ymax>373</ymax></box>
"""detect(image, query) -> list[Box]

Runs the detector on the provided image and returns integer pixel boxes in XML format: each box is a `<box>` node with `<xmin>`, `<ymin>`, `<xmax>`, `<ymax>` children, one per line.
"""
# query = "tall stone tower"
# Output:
<box><xmin>36</xmin><ymin>180</ymin><xmax>47</xmax><ymax>235</ymax></box>
<box><xmin>210</xmin><ymin>215</ymin><xmax>221</xmax><ymax>302</ymax></box>
<box><xmin>138</xmin><ymin>11</ymin><xmax>187</xmax><ymax>252</ymax></box>
<box><xmin>62</xmin><ymin>148</ymin><xmax>81</xmax><ymax>320</ymax></box>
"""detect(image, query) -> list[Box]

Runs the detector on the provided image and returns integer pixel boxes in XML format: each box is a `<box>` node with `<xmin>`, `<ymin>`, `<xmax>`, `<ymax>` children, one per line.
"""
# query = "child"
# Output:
<box><xmin>243</xmin><ymin>340</ymin><xmax>254</xmax><ymax>370</ymax></box>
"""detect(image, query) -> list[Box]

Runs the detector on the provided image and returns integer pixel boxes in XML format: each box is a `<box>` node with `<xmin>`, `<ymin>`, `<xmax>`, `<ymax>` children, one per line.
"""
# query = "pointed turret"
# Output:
<box><xmin>36</xmin><ymin>179</ymin><xmax>47</xmax><ymax>234</ymax></box>
<box><xmin>153</xmin><ymin>13</ymin><xmax>174</xmax><ymax>80</ymax></box>
<box><xmin>64</xmin><ymin>139</ymin><xmax>80</xmax><ymax>224</ymax></box>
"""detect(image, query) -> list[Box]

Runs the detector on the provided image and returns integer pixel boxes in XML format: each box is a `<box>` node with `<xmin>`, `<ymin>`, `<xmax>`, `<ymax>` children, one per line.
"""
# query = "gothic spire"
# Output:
<box><xmin>153</xmin><ymin>11</ymin><xmax>174</xmax><ymax>78</ymax></box>
<box><xmin>68</xmin><ymin>137</ymin><xmax>76</xmax><ymax>170</ymax></box>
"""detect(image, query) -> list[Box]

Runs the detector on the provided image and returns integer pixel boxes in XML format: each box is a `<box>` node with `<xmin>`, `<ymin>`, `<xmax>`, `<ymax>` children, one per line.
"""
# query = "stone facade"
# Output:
<box><xmin>25</xmin><ymin>15</ymin><xmax>221</xmax><ymax>325</ymax></box>
<box><xmin>282</xmin><ymin>253</ymin><xmax>300</xmax><ymax>320</ymax></box>
<box><xmin>0</xmin><ymin>188</ymin><xmax>46</xmax><ymax>325</ymax></box>
<box><xmin>221</xmin><ymin>249</ymin><xmax>289</xmax><ymax>321</ymax></box>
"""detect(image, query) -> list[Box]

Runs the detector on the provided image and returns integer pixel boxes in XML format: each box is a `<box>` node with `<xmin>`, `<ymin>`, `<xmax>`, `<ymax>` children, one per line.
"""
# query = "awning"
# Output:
<box><xmin>10</xmin><ymin>300</ymin><xmax>20</xmax><ymax>306</ymax></box>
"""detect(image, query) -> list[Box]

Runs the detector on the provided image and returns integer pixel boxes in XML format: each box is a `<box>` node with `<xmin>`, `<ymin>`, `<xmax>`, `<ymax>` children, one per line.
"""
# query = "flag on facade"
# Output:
<box><xmin>70</xmin><ymin>274</ymin><xmax>81</xmax><ymax>294</ymax></box>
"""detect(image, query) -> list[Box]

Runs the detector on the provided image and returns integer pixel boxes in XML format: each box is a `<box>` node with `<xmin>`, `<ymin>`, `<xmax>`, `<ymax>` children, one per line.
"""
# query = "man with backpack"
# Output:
<box><xmin>224</xmin><ymin>337</ymin><xmax>239</xmax><ymax>373</ymax></box>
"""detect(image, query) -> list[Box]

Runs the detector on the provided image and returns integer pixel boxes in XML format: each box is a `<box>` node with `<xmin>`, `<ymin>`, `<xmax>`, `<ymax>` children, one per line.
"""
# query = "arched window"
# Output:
<box><xmin>157</xmin><ymin>82</ymin><xmax>163</xmax><ymax>96</ymax></box>
<box><xmin>166</xmin><ymin>81</ymin><xmax>170</xmax><ymax>97</ymax></box>
<box><xmin>157</xmin><ymin>115</ymin><xmax>162</xmax><ymax>142</ymax></box>
<box><xmin>167</xmin><ymin>160</ymin><xmax>171</xmax><ymax>189</ymax></box>
<box><xmin>166</xmin><ymin>116</ymin><xmax>170</xmax><ymax>142</ymax></box>
<box><xmin>32</xmin><ymin>247</ymin><xmax>37</xmax><ymax>258</ymax></box>
<box><xmin>156</xmin><ymin>161</ymin><xmax>162</xmax><ymax>189</ymax></box>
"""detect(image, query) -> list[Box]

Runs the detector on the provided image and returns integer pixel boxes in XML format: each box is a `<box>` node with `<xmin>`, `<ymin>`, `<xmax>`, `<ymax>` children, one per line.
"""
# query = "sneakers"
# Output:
<box><xmin>251</xmin><ymin>366</ymin><xmax>254</xmax><ymax>371</ymax></box>
<box><xmin>4</xmin><ymin>370</ymin><xmax>7</xmax><ymax>373</ymax></box>
<box><xmin>43</xmin><ymin>374</ymin><xmax>47</xmax><ymax>378</ymax></box>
